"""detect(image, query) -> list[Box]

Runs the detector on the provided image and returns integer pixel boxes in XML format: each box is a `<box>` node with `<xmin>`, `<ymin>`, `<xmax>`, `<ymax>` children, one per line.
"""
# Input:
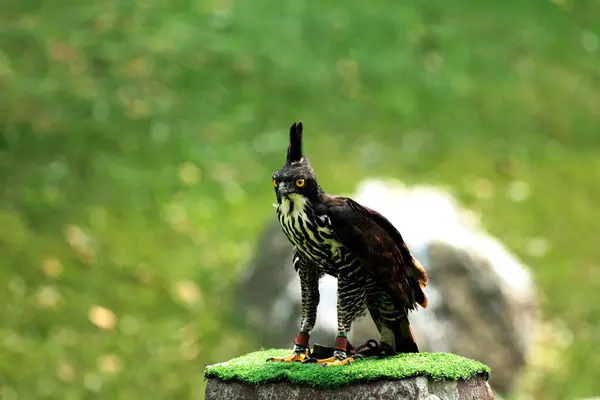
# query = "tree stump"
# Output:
<box><xmin>204</xmin><ymin>349</ymin><xmax>493</xmax><ymax>400</ymax></box>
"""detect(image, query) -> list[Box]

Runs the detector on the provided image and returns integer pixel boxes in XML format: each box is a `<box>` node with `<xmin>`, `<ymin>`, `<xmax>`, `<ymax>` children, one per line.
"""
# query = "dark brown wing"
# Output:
<box><xmin>322</xmin><ymin>196</ymin><xmax>428</xmax><ymax>311</ymax></box>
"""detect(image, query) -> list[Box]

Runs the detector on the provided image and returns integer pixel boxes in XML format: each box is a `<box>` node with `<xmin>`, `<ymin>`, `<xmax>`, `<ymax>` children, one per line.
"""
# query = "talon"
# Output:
<box><xmin>266</xmin><ymin>349</ymin><xmax>310</xmax><ymax>363</ymax></box>
<box><xmin>320</xmin><ymin>357</ymin><xmax>354</xmax><ymax>367</ymax></box>
<box><xmin>312</xmin><ymin>356</ymin><xmax>335</xmax><ymax>365</ymax></box>
<box><xmin>319</xmin><ymin>338</ymin><xmax>354</xmax><ymax>367</ymax></box>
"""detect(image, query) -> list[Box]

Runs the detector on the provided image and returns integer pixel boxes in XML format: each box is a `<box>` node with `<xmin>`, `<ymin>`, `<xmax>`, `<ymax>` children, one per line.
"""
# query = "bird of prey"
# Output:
<box><xmin>266</xmin><ymin>122</ymin><xmax>429</xmax><ymax>367</ymax></box>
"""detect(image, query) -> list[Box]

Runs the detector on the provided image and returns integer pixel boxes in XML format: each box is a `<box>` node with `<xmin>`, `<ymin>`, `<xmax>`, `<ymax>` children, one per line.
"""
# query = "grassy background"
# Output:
<box><xmin>1</xmin><ymin>0</ymin><xmax>599</xmax><ymax>398</ymax></box>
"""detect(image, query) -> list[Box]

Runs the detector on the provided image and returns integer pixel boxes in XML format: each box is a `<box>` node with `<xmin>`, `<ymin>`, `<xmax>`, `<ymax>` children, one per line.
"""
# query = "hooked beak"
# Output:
<box><xmin>276</xmin><ymin>182</ymin><xmax>291</xmax><ymax>203</ymax></box>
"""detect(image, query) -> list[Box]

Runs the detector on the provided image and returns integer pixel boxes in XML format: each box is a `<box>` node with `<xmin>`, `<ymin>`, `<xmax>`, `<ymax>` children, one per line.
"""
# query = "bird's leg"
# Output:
<box><xmin>320</xmin><ymin>281</ymin><xmax>356</xmax><ymax>367</ymax></box>
<box><xmin>266</xmin><ymin>332</ymin><xmax>311</xmax><ymax>362</ymax></box>
<box><xmin>378</xmin><ymin>325</ymin><xmax>400</xmax><ymax>356</ymax></box>
<box><xmin>317</xmin><ymin>335</ymin><xmax>354</xmax><ymax>366</ymax></box>
<box><xmin>267</xmin><ymin>264</ymin><xmax>319</xmax><ymax>363</ymax></box>
<box><xmin>381</xmin><ymin>316</ymin><xmax>419</xmax><ymax>354</ymax></box>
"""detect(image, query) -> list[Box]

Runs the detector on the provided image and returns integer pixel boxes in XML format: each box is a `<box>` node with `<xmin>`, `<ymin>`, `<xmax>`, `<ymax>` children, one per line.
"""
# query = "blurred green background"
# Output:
<box><xmin>1</xmin><ymin>0</ymin><xmax>599</xmax><ymax>398</ymax></box>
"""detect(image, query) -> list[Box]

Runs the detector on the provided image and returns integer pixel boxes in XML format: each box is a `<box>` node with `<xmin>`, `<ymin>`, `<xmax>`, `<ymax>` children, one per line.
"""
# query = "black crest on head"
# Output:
<box><xmin>286</xmin><ymin>122</ymin><xmax>303</xmax><ymax>165</ymax></box>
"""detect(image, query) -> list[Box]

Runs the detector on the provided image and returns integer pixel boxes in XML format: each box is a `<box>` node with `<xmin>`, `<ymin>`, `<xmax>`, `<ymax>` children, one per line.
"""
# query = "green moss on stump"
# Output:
<box><xmin>204</xmin><ymin>349</ymin><xmax>491</xmax><ymax>389</ymax></box>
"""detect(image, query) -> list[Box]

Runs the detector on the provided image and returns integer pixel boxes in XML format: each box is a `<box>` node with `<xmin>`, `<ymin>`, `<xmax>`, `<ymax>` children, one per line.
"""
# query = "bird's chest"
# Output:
<box><xmin>277</xmin><ymin>198</ymin><xmax>344</xmax><ymax>268</ymax></box>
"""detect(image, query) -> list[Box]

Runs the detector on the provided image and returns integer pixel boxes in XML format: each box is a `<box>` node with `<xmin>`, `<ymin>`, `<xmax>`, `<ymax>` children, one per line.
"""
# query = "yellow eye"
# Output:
<box><xmin>295</xmin><ymin>179</ymin><xmax>305</xmax><ymax>187</ymax></box>
<box><xmin>273</xmin><ymin>179</ymin><xmax>278</xmax><ymax>187</ymax></box>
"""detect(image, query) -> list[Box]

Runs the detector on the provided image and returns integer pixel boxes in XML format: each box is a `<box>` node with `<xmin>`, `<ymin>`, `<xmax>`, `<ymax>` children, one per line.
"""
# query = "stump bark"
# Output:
<box><xmin>205</xmin><ymin>375</ymin><xmax>494</xmax><ymax>400</ymax></box>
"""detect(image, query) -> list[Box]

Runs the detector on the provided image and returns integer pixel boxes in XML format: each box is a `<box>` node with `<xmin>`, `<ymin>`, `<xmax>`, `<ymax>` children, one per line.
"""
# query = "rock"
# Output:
<box><xmin>235</xmin><ymin>178</ymin><xmax>540</xmax><ymax>396</ymax></box>
<box><xmin>205</xmin><ymin>376</ymin><xmax>494</xmax><ymax>400</ymax></box>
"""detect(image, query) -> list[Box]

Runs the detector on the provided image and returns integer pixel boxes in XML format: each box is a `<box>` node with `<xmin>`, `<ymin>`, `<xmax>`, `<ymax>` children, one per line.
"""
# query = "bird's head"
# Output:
<box><xmin>272</xmin><ymin>121</ymin><xmax>323</xmax><ymax>205</ymax></box>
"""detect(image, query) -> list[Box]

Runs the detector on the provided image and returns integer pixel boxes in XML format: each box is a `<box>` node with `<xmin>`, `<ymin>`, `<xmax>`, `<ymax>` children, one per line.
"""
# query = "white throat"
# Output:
<box><xmin>279</xmin><ymin>194</ymin><xmax>309</xmax><ymax>218</ymax></box>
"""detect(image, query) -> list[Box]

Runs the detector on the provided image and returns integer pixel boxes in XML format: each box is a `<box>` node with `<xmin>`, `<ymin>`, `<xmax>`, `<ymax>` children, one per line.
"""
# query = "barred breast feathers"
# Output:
<box><xmin>278</xmin><ymin>194</ymin><xmax>344</xmax><ymax>264</ymax></box>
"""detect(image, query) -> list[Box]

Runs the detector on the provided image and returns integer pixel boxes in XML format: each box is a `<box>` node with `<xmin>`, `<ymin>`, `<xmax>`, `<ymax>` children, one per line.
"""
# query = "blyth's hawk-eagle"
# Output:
<box><xmin>266</xmin><ymin>122</ymin><xmax>429</xmax><ymax>366</ymax></box>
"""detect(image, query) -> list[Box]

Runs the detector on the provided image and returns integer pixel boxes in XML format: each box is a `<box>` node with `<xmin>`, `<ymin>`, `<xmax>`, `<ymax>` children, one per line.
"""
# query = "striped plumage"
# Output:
<box><xmin>277</xmin><ymin>195</ymin><xmax>410</xmax><ymax>334</ymax></box>
<box><xmin>267</xmin><ymin>122</ymin><xmax>429</xmax><ymax>366</ymax></box>
<box><xmin>278</xmin><ymin>195</ymin><xmax>366</xmax><ymax>334</ymax></box>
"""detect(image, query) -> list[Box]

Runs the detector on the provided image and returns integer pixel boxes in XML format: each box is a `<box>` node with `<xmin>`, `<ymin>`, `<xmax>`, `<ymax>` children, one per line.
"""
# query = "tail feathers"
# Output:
<box><xmin>411</xmin><ymin>256</ymin><xmax>428</xmax><ymax>287</ymax></box>
<box><xmin>410</xmin><ymin>256</ymin><xmax>429</xmax><ymax>309</ymax></box>
<box><xmin>413</xmin><ymin>282</ymin><xmax>429</xmax><ymax>309</ymax></box>
<box><xmin>382</xmin><ymin>318</ymin><xmax>419</xmax><ymax>353</ymax></box>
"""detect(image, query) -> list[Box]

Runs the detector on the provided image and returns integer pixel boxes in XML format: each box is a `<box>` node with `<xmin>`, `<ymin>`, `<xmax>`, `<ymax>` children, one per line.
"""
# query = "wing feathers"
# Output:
<box><xmin>323</xmin><ymin>196</ymin><xmax>428</xmax><ymax>310</ymax></box>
